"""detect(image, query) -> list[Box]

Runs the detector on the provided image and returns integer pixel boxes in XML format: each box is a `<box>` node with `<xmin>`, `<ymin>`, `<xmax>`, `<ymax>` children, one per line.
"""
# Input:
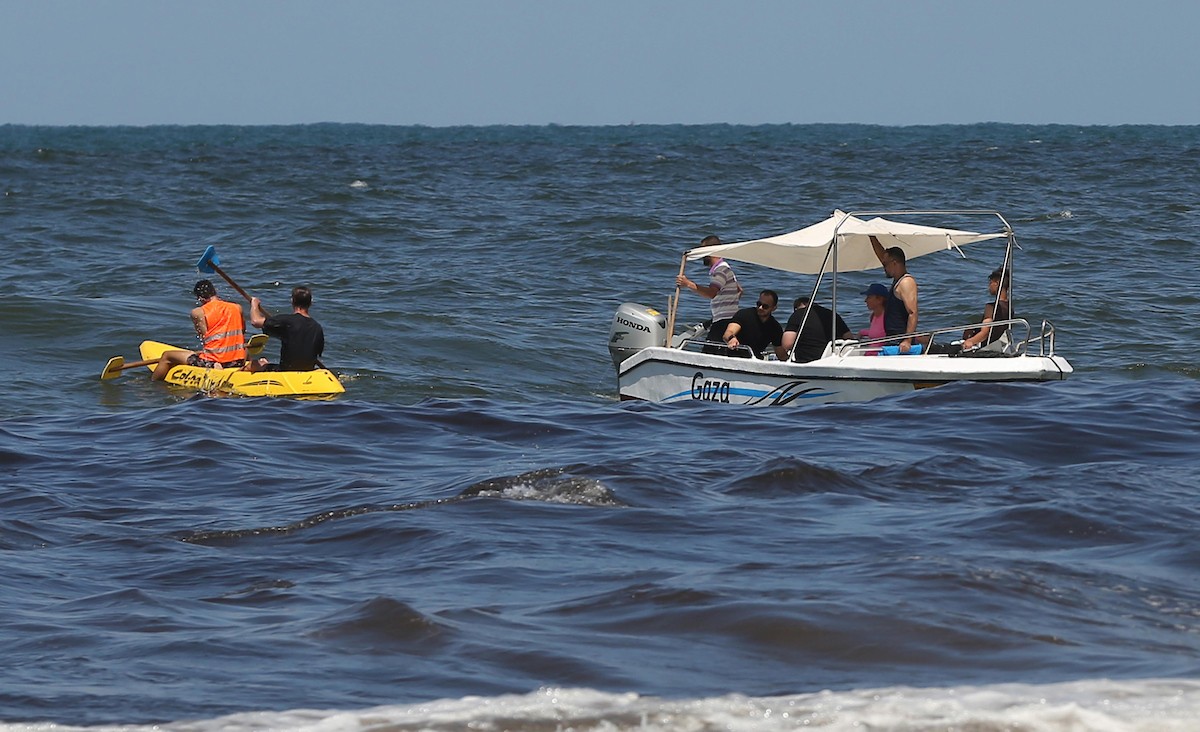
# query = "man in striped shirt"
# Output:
<box><xmin>676</xmin><ymin>235</ymin><xmax>744</xmax><ymax>342</ymax></box>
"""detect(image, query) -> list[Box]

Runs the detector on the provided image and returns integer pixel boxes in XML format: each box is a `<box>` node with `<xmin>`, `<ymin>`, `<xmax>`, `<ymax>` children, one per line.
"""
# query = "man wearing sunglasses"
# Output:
<box><xmin>722</xmin><ymin>289</ymin><xmax>785</xmax><ymax>359</ymax></box>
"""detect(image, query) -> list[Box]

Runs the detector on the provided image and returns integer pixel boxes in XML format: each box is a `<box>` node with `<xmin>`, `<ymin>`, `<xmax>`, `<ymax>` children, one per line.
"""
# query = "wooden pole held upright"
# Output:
<box><xmin>664</xmin><ymin>253</ymin><xmax>689</xmax><ymax>347</ymax></box>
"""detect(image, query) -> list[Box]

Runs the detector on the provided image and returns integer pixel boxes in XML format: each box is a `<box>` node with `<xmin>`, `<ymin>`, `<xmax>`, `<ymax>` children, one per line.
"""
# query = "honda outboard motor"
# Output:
<box><xmin>608</xmin><ymin>302</ymin><xmax>667</xmax><ymax>368</ymax></box>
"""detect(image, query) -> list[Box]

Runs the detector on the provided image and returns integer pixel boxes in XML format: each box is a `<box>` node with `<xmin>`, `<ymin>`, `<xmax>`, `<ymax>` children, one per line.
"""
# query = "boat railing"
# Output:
<box><xmin>672</xmin><ymin>316</ymin><xmax>1058</xmax><ymax>361</ymax></box>
<box><xmin>678</xmin><ymin>337</ymin><xmax>759</xmax><ymax>359</ymax></box>
<box><xmin>829</xmin><ymin>318</ymin><xmax>1051</xmax><ymax>358</ymax></box>
<box><xmin>1026</xmin><ymin>319</ymin><xmax>1058</xmax><ymax>357</ymax></box>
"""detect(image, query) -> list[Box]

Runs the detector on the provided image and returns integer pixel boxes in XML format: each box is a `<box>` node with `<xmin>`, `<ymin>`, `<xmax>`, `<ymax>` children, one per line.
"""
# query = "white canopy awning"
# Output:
<box><xmin>686</xmin><ymin>211</ymin><xmax>1007</xmax><ymax>275</ymax></box>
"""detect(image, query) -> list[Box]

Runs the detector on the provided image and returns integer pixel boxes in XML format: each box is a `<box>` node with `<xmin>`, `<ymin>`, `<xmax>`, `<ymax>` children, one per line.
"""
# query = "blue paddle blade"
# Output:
<box><xmin>196</xmin><ymin>245</ymin><xmax>220</xmax><ymax>274</ymax></box>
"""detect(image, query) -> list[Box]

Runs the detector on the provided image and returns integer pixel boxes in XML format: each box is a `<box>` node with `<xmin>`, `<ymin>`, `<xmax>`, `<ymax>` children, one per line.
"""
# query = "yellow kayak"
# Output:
<box><xmin>139</xmin><ymin>340</ymin><xmax>345</xmax><ymax>398</ymax></box>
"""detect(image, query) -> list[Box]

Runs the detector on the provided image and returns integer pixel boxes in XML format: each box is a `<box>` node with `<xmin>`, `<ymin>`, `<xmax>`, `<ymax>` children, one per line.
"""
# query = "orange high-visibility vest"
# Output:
<box><xmin>198</xmin><ymin>299</ymin><xmax>247</xmax><ymax>363</ymax></box>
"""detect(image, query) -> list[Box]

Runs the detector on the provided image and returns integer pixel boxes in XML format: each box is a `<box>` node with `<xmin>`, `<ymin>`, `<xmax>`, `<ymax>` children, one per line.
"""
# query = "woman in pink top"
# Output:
<box><xmin>859</xmin><ymin>283</ymin><xmax>888</xmax><ymax>354</ymax></box>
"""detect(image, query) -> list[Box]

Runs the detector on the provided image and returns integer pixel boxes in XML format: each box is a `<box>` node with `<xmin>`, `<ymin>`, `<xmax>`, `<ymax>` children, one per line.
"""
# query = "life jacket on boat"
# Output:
<box><xmin>198</xmin><ymin>298</ymin><xmax>247</xmax><ymax>364</ymax></box>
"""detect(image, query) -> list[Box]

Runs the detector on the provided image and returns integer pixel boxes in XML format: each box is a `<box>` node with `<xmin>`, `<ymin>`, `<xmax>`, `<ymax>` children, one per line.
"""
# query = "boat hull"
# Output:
<box><xmin>617</xmin><ymin>346</ymin><xmax>1072</xmax><ymax>406</ymax></box>
<box><xmin>139</xmin><ymin>341</ymin><xmax>345</xmax><ymax>398</ymax></box>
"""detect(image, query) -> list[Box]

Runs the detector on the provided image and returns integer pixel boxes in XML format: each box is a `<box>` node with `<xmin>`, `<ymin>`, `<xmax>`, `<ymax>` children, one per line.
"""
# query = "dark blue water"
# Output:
<box><xmin>1</xmin><ymin>124</ymin><xmax>1199</xmax><ymax>730</ymax></box>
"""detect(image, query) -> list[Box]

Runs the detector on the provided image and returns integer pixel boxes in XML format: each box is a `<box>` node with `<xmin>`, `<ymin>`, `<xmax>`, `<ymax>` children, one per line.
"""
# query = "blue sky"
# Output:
<box><xmin>2</xmin><ymin>0</ymin><xmax>1197</xmax><ymax>126</ymax></box>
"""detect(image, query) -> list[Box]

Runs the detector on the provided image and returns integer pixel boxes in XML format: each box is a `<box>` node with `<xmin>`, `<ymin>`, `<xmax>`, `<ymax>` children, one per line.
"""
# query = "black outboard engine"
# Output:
<box><xmin>608</xmin><ymin>302</ymin><xmax>667</xmax><ymax>368</ymax></box>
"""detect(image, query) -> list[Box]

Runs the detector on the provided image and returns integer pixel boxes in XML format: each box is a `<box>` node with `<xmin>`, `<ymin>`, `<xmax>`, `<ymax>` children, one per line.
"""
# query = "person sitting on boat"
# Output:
<box><xmin>246</xmin><ymin>286</ymin><xmax>325</xmax><ymax>371</ymax></box>
<box><xmin>960</xmin><ymin>267</ymin><xmax>1012</xmax><ymax>352</ymax></box>
<box><xmin>857</xmin><ymin>283</ymin><xmax>888</xmax><ymax>354</ymax></box>
<box><xmin>151</xmin><ymin>279</ymin><xmax>247</xmax><ymax>380</ymax></box>
<box><xmin>722</xmin><ymin>289</ymin><xmax>785</xmax><ymax>359</ymax></box>
<box><xmin>781</xmin><ymin>296</ymin><xmax>853</xmax><ymax>362</ymax></box>
<box><xmin>870</xmin><ymin>235</ymin><xmax>920</xmax><ymax>353</ymax></box>
<box><xmin>675</xmin><ymin>236</ymin><xmax>743</xmax><ymax>342</ymax></box>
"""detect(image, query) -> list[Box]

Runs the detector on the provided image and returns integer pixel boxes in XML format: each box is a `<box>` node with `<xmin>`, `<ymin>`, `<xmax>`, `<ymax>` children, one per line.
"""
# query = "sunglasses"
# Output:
<box><xmin>756</xmin><ymin>301</ymin><xmax>773</xmax><ymax>309</ymax></box>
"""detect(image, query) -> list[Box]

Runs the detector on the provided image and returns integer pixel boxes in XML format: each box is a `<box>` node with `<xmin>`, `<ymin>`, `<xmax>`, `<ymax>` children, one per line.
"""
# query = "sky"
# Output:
<box><xmin>2</xmin><ymin>0</ymin><xmax>1198</xmax><ymax>127</ymax></box>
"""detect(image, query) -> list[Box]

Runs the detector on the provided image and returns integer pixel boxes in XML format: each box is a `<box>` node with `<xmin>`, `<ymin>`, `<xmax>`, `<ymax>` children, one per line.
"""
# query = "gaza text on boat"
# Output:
<box><xmin>607</xmin><ymin>210</ymin><xmax>1072</xmax><ymax>406</ymax></box>
<box><xmin>139</xmin><ymin>340</ymin><xmax>345</xmax><ymax>398</ymax></box>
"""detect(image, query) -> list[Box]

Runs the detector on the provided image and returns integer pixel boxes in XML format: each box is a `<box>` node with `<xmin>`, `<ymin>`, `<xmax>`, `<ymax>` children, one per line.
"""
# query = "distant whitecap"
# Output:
<box><xmin>350</xmin><ymin>180</ymin><xmax>369</xmax><ymax>190</ymax></box>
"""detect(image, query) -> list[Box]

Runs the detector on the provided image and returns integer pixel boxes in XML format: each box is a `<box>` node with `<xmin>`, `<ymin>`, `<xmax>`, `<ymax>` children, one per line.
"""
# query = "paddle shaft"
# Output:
<box><xmin>108</xmin><ymin>357</ymin><xmax>159</xmax><ymax>374</ymax></box>
<box><xmin>209</xmin><ymin>262</ymin><xmax>327</xmax><ymax>370</ymax></box>
<box><xmin>664</xmin><ymin>254</ymin><xmax>688</xmax><ymax>347</ymax></box>
<box><xmin>208</xmin><ymin>261</ymin><xmax>254</xmax><ymax>304</ymax></box>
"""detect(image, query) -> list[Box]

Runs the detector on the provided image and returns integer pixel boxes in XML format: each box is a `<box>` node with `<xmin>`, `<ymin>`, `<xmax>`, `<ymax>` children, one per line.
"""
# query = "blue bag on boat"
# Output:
<box><xmin>879</xmin><ymin>344</ymin><xmax>923</xmax><ymax>356</ymax></box>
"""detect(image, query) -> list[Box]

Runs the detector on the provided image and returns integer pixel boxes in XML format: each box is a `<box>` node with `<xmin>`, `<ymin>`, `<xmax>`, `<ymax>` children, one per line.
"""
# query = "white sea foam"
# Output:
<box><xmin>6</xmin><ymin>679</ymin><xmax>1198</xmax><ymax>731</ymax></box>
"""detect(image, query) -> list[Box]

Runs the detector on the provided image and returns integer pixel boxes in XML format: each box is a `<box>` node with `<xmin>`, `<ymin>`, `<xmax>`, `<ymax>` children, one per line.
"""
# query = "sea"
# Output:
<box><xmin>1</xmin><ymin>123</ymin><xmax>1198</xmax><ymax>731</ymax></box>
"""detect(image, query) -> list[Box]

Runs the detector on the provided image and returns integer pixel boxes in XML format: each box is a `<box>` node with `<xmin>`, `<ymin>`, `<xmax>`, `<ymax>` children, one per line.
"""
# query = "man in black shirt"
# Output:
<box><xmin>781</xmin><ymin>296</ymin><xmax>852</xmax><ymax>362</ymax></box>
<box><xmin>722</xmin><ymin>289</ymin><xmax>785</xmax><ymax>358</ymax></box>
<box><xmin>248</xmin><ymin>286</ymin><xmax>325</xmax><ymax>371</ymax></box>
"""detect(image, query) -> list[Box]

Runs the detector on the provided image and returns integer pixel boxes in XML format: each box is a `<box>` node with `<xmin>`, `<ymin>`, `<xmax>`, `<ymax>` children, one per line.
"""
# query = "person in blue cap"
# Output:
<box><xmin>858</xmin><ymin>282</ymin><xmax>889</xmax><ymax>345</ymax></box>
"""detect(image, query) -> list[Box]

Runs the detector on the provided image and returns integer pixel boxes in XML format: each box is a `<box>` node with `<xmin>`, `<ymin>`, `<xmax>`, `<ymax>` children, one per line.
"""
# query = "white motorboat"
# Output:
<box><xmin>608</xmin><ymin>210</ymin><xmax>1073</xmax><ymax>406</ymax></box>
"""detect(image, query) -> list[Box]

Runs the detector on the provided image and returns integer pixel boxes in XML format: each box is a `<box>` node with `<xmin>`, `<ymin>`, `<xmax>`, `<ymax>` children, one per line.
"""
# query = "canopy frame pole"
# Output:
<box><xmin>808</xmin><ymin>210</ymin><xmax>855</xmax><ymax>361</ymax></box>
<box><xmin>830</xmin><ymin>212</ymin><xmax>843</xmax><ymax>353</ymax></box>
<box><xmin>977</xmin><ymin>216</ymin><xmax>1016</xmax><ymax>348</ymax></box>
<box><xmin>788</xmin><ymin>220</ymin><xmax>839</xmax><ymax>361</ymax></box>
<box><xmin>995</xmin><ymin>229</ymin><xmax>1016</xmax><ymax>332</ymax></box>
<box><xmin>664</xmin><ymin>252</ymin><xmax>688</xmax><ymax>347</ymax></box>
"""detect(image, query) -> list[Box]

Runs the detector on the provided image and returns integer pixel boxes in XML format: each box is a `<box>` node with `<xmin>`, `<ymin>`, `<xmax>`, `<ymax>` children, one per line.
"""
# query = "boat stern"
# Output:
<box><xmin>608</xmin><ymin>302</ymin><xmax>667</xmax><ymax>368</ymax></box>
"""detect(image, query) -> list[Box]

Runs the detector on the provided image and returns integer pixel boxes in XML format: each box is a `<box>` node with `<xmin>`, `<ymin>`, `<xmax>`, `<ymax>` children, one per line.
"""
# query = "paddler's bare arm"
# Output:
<box><xmin>190</xmin><ymin>307</ymin><xmax>207</xmax><ymax>340</ymax></box>
<box><xmin>896</xmin><ymin>277</ymin><xmax>919</xmax><ymax>352</ymax></box>
<box><xmin>250</xmin><ymin>297</ymin><xmax>268</xmax><ymax>329</ymax></box>
<box><xmin>870</xmin><ymin>235</ymin><xmax>886</xmax><ymax>265</ymax></box>
<box><xmin>676</xmin><ymin>274</ymin><xmax>719</xmax><ymax>299</ymax></box>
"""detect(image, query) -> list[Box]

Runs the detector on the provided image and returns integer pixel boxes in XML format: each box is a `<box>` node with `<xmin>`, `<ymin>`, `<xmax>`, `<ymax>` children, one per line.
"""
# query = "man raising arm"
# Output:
<box><xmin>871</xmin><ymin>235</ymin><xmax>919</xmax><ymax>354</ymax></box>
<box><xmin>247</xmin><ymin>286</ymin><xmax>325</xmax><ymax>372</ymax></box>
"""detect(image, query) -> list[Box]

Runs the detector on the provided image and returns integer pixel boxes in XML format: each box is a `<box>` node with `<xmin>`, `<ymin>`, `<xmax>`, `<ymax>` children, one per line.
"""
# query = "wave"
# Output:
<box><xmin>4</xmin><ymin>680</ymin><xmax>1197</xmax><ymax>731</ymax></box>
<box><xmin>179</xmin><ymin>466</ymin><xmax>625</xmax><ymax>545</ymax></box>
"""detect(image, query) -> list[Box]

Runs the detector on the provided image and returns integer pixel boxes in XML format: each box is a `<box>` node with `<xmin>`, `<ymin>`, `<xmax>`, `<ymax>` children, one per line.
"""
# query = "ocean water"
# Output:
<box><xmin>1</xmin><ymin>123</ymin><xmax>1199</xmax><ymax>731</ymax></box>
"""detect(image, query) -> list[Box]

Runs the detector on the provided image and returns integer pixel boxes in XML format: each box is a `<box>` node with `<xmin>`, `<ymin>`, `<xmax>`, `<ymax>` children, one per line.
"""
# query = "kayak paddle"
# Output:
<box><xmin>100</xmin><ymin>356</ymin><xmax>160</xmax><ymax>380</ymax></box>
<box><xmin>101</xmin><ymin>334</ymin><xmax>269</xmax><ymax>380</ymax></box>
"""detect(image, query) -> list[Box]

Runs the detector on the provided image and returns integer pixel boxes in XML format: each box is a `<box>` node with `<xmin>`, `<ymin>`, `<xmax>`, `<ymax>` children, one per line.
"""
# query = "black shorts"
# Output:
<box><xmin>186</xmin><ymin>354</ymin><xmax>245</xmax><ymax>369</ymax></box>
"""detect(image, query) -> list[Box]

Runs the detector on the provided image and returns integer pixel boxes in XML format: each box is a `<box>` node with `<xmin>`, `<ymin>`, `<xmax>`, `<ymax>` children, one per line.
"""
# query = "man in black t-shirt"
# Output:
<box><xmin>247</xmin><ymin>286</ymin><xmax>325</xmax><ymax>371</ymax></box>
<box><xmin>722</xmin><ymin>289</ymin><xmax>785</xmax><ymax>358</ymax></box>
<box><xmin>781</xmin><ymin>296</ymin><xmax>852</xmax><ymax>362</ymax></box>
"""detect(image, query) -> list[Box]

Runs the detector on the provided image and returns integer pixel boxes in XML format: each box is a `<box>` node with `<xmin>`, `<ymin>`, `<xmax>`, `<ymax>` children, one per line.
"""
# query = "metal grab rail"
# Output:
<box><xmin>830</xmin><ymin>317</ymin><xmax>1052</xmax><ymax>358</ymax></box>
<box><xmin>1030</xmin><ymin>320</ymin><xmax>1057</xmax><ymax>356</ymax></box>
<box><xmin>669</xmin><ymin>317</ymin><xmax>1059</xmax><ymax>361</ymax></box>
<box><xmin>677</xmin><ymin>338</ymin><xmax>761</xmax><ymax>359</ymax></box>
